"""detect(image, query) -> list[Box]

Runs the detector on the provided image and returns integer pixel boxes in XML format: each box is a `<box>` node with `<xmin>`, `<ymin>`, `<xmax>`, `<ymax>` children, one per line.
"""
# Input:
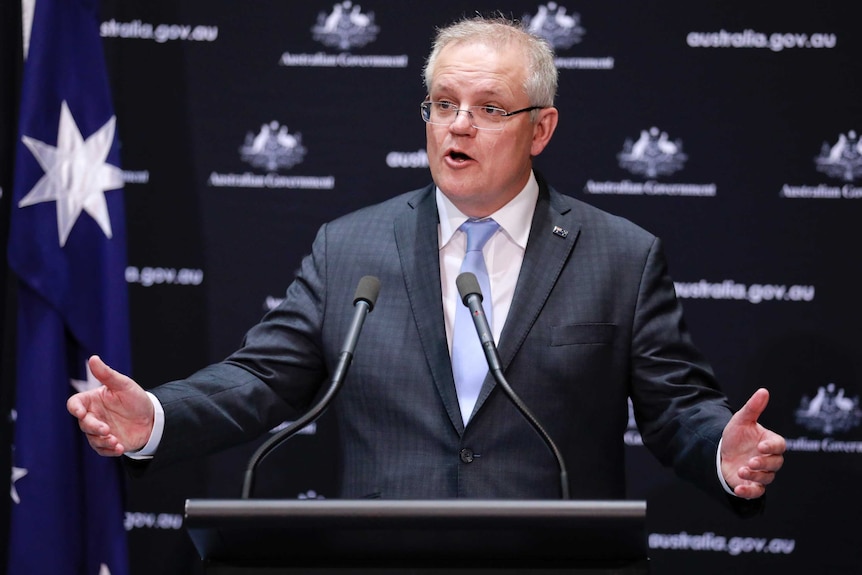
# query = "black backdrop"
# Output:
<box><xmin>5</xmin><ymin>1</ymin><xmax>862</xmax><ymax>574</ymax></box>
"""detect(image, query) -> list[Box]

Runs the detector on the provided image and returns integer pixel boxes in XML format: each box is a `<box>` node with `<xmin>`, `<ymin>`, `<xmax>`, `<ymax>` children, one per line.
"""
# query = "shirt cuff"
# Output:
<box><xmin>716</xmin><ymin>437</ymin><xmax>738</xmax><ymax>496</ymax></box>
<box><xmin>124</xmin><ymin>391</ymin><xmax>165</xmax><ymax>460</ymax></box>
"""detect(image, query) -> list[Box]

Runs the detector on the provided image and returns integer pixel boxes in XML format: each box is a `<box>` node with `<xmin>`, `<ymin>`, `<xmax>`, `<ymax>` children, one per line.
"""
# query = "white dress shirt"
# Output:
<box><xmin>437</xmin><ymin>172</ymin><xmax>539</xmax><ymax>352</ymax></box>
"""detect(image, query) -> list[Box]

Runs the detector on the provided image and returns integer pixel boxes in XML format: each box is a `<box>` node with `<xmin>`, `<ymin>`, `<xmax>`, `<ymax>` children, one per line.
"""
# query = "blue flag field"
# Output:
<box><xmin>7</xmin><ymin>0</ymin><xmax>131</xmax><ymax>573</ymax></box>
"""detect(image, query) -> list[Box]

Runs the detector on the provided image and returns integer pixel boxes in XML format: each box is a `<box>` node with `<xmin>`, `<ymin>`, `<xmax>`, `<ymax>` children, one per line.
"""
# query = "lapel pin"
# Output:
<box><xmin>552</xmin><ymin>225</ymin><xmax>569</xmax><ymax>238</ymax></box>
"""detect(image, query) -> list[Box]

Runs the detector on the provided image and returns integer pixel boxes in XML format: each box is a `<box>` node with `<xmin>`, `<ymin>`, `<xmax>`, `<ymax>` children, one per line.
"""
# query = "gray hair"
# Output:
<box><xmin>422</xmin><ymin>15</ymin><xmax>558</xmax><ymax>108</ymax></box>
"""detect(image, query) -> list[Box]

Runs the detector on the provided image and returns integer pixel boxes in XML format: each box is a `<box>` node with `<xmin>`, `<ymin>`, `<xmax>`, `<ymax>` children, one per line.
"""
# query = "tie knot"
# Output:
<box><xmin>461</xmin><ymin>219</ymin><xmax>499</xmax><ymax>252</ymax></box>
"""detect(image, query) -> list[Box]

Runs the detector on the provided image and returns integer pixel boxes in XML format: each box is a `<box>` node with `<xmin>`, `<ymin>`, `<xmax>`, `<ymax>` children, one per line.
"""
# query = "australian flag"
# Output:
<box><xmin>7</xmin><ymin>0</ymin><xmax>131</xmax><ymax>573</ymax></box>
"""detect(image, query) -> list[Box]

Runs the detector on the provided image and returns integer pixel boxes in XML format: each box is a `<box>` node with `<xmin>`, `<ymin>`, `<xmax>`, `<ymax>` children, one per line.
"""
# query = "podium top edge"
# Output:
<box><xmin>184</xmin><ymin>499</ymin><xmax>646</xmax><ymax>520</ymax></box>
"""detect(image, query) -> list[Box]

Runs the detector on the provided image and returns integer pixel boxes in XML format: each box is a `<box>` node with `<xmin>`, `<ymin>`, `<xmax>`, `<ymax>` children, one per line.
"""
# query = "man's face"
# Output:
<box><xmin>425</xmin><ymin>41</ymin><xmax>557</xmax><ymax>218</ymax></box>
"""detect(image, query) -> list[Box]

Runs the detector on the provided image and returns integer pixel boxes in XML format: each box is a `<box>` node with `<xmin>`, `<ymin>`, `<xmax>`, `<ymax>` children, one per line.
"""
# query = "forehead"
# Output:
<box><xmin>429</xmin><ymin>41</ymin><xmax>528</xmax><ymax>98</ymax></box>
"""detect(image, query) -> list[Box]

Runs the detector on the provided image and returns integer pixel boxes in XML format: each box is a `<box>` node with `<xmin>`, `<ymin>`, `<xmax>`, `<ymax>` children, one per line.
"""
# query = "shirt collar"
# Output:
<box><xmin>436</xmin><ymin>171</ymin><xmax>539</xmax><ymax>250</ymax></box>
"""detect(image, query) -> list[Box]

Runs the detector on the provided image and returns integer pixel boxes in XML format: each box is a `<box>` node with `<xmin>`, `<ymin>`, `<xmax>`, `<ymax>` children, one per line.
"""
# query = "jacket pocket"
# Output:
<box><xmin>550</xmin><ymin>323</ymin><xmax>616</xmax><ymax>346</ymax></box>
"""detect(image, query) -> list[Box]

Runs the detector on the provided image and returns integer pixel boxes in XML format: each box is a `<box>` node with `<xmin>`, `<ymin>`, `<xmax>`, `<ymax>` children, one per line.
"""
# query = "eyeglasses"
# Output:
<box><xmin>419</xmin><ymin>100</ymin><xmax>545</xmax><ymax>131</ymax></box>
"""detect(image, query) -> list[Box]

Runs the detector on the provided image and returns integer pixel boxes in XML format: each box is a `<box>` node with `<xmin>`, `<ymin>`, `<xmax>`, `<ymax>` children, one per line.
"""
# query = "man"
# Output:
<box><xmin>68</xmin><ymin>16</ymin><xmax>784</xmax><ymax>511</ymax></box>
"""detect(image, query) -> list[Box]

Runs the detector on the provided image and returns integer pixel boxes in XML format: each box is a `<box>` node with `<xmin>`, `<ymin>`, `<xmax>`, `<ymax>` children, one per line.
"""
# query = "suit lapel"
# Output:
<box><xmin>473</xmin><ymin>182</ymin><xmax>580</xmax><ymax>413</ymax></box>
<box><xmin>394</xmin><ymin>186</ymin><xmax>466</xmax><ymax>433</ymax></box>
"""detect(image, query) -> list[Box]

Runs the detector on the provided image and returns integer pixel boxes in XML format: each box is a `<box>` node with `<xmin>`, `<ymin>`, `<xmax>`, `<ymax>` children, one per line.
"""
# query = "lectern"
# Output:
<box><xmin>185</xmin><ymin>499</ymin><xmax>648</xmax><ymax>574</ymax></box>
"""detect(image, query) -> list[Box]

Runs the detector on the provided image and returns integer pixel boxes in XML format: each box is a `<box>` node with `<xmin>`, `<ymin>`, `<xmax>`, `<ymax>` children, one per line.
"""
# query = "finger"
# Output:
<box><xmin>66</xmin><ymin>394</ymin><xmax>87</xmax><ymax>418</ymax></box>
<box><xmin>88</xmin><ymin>354</ymin><xmax>132</xmax><ymax>393</ymax></box>
<box><xmin>78</xmin><ymin>412</ymin><xmax>110</xmax><ymax>436</ymax></box>
<box><xmin>734</xmin><ymin>388</ymin><xmax>770</xmax><ymax>425</ymax></box>
<box><xmin>89</xmin><ymin>439</ymin><xmax>125</xmax><ymax>457</ymax></box>
<box><xmin>83</xmin><ymin>431</ymin><xmax>131</xmax><ymax>456</ymax></box>
<box><xmin>733</xmin><ymin>482</ymin><xmax>766</xmax><ymax>500</ymax></box>
<box><xmin>758</xmin><ymin>436</ymin><xmax>787</xmax><ymax>455</ymax></box>
<box><xmin>85</xmin><ymin>430</ymin><xmax>127</xmax><ymax>455</ymax></box>
<box><xmin>738</xmin><ymin>466</ymin><xmax>776</xmax><ymax>486</ymax></box>
<box><xmin>748</xmin><ymin>453</ymin><xmax>784</xmax><ymax>473</ymax></box>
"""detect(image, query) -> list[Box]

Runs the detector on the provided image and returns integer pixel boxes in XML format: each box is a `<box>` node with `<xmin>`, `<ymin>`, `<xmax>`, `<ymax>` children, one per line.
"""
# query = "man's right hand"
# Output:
<box><xmin>67</xmin><ymin>355</ymin><xmax>155</xmax><ymax>456</ymax></box>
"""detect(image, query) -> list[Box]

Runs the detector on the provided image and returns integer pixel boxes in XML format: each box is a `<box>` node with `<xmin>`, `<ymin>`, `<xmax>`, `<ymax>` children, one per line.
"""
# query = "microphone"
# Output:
<box><xmin>456</xmin><ymin>272</ymin><xmax>570</xmax><ymax>499</ymax></box>
<box><xmin>241</xmin><ymin>275</ymin><xmax>381</xmax><ymax>499</ymax></box>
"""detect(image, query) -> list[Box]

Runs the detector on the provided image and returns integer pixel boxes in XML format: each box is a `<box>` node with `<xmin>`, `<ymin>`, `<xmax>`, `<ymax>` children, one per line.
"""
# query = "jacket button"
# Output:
<box><xmin>459</xmin><ymin>448</ymin><xmax>474</xmax><ymax>463</ymax></box>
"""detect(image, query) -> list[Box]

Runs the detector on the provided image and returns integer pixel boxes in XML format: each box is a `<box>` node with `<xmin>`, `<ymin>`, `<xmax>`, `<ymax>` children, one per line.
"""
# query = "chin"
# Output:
<box><xmin>438</xmin><ymin>179</ymin><xmax>474</xmax><ymax>200</ymax></box>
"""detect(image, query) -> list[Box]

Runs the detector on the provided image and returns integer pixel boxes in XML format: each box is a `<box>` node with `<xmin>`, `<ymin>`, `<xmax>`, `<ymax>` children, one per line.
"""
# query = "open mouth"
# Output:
<box><xmin>447</xmin><ymin>150</ymin><xmax>473</xmax><ymax>162</ymax></box>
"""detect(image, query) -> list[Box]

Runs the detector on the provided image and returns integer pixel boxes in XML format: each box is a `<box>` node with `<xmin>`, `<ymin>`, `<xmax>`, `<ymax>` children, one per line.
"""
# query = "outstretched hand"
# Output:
<box><xmin>66</xmin><ymin>355</ymin><xmax>154</xmax><ymax>456</ymax></box>
<box><xmin>720</xmin><ymin>388</ymin><xmax>786</xmax><ymax>499</ymax></box>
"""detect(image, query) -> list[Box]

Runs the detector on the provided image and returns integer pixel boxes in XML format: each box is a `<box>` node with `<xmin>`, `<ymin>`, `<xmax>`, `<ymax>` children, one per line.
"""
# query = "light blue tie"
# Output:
<box><xmin>451</xmin><ymin>218</ymin><xmax>499</xmax><ymax>424</ymax></box>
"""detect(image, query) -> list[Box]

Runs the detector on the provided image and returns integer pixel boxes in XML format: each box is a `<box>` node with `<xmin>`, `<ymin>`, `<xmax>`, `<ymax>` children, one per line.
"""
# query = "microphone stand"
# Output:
<box><xmin>456</xmin><ymin>272</ymin><xmax>570</xmax><ymax>499</ymax></box>
<box><xmin>241</xmin><ymin>275</ymin><xmax>380</xmax><ymax>499</ymax></box>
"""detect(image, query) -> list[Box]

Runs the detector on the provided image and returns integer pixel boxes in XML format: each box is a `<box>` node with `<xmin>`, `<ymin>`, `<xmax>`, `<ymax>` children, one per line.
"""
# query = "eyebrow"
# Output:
<box><xmin>428</xmin><ymin>88</ymin><xmax>504</xmax><ymax>105</ymax></box>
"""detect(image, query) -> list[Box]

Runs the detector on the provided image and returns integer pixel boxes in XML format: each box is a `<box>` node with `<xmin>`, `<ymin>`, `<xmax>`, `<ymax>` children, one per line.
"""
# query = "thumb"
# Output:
<box><xmin>734</xmin><ymin>387</ymin><xmax>770</xmax><ymax>426</ymax></box>
<box><xmin>88</xmin><ymin>355</ymin><xmax>132</xmax><ymax>393</ymax></box>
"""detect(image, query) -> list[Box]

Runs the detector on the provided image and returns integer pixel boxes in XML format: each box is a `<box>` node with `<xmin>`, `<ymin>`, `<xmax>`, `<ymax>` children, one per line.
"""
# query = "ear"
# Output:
<box><xmin>530</xmin><ymin>106</ymin><xmax>559</xmax><ymax>157</ymax></box>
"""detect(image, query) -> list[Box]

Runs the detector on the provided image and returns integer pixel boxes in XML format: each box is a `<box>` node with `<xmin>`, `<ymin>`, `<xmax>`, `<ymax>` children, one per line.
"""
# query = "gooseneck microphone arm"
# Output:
<box><xmin>456</xmin><ymin>272</ymin><xmax>570</xmax><ymax>500</ymax></box>
<box><xmin>241</xmin><ymin>275</ymin><xmax>381</xmax><ymax>499</ymax></box>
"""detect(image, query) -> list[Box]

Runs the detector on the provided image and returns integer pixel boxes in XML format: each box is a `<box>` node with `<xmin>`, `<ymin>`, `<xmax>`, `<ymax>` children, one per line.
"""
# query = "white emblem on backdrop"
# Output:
<box><xmin>785</xmin><ymin>383</ymin><xmax>862</xmax><ymax>452</ymax></box>
<box><xmin>279</xmin><ymin>2</ymin><xmax>407</xmax><ymax>68</ymax></box>
<box><xmin>523</xmin><ymin>2</ymin><xmax>585</xmax><ymax>49</ymax></box>
<box><xmin>780</xmin><ymin>130</ymin><xmax>862</xmax><ymax>199</ymax></box>
<box><xmin>583</xmin><ymin>126</ymin><xmax>717</xmax><ymax>197</ymax></box>
<box><xmin>208</xmin><ymin>121</ymin><xmax>335</xmax><ymax>190</ymax></box>
<box><xmin>618</xmin><ymin>127</ymin><xmax>687</xmax><ymax>178</ymax></box>
<box><xmin>298</xmin><ymin>490</ymin><xmax>326</xmax><ymax>500</ymax></box>
<box><xmin>240</xmin><ymin>121</ymin><xmax>307</xmax><ymax>171</ymax></box>
<box><xmin>521</xmin><ymin>3</ymin><xmax>614</xmax><ymax>70</ymax></box>
<box><xmin>312</xmin><ymin>1</ymin><xmax>379</xmax><ymax>50</ymax></box>
<box><xmin>814</xmin><ymin>130</ymin><xmax>862</xmax><ymax>183</ymax></box>
<box><xmin>795</xmin><ymin>383</ymin><xmax>862</xmax><ymax>435</ymax></box>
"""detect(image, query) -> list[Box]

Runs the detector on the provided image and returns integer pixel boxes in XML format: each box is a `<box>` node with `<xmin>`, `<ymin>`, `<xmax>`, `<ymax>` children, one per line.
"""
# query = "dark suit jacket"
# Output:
<box><xmin>148</xmin><ymin>174</ymin><xmax>759</xmax><ymax>513</ymax></box>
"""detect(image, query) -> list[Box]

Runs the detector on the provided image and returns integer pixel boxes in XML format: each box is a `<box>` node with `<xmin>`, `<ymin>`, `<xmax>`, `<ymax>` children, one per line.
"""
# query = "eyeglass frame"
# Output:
<box><xmin>419</xmin><ymin>100</ymin><xmax>547</xmax><ymax>131</ymax></box>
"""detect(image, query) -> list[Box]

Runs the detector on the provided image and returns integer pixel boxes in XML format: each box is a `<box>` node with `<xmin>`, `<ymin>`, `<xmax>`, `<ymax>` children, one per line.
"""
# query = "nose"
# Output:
<box><xmin>449</xmin><ymin>109</ymin><xmax>475</xmax><ymax>133</ymax></box>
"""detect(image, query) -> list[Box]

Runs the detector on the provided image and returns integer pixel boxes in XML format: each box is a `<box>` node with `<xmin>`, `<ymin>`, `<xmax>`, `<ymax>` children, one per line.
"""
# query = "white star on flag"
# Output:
<box><xmin>10</xmin><ymin>465</ymin><xmax>28</xmax><ymax>504</ymax></box>
<box><xmin>9</xmin><ymin>412</ymin><xmax>26</xmax><ymax>505</ymax></box>
<box><xmin>71</xmin><ymin>360</ymin><xmax>101</xmax><ymax>394</ymax></box>
<box><xmin>18</xmin><ymin>100</ymin><xmax>123</xmax><ymax>247</ymax></box>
